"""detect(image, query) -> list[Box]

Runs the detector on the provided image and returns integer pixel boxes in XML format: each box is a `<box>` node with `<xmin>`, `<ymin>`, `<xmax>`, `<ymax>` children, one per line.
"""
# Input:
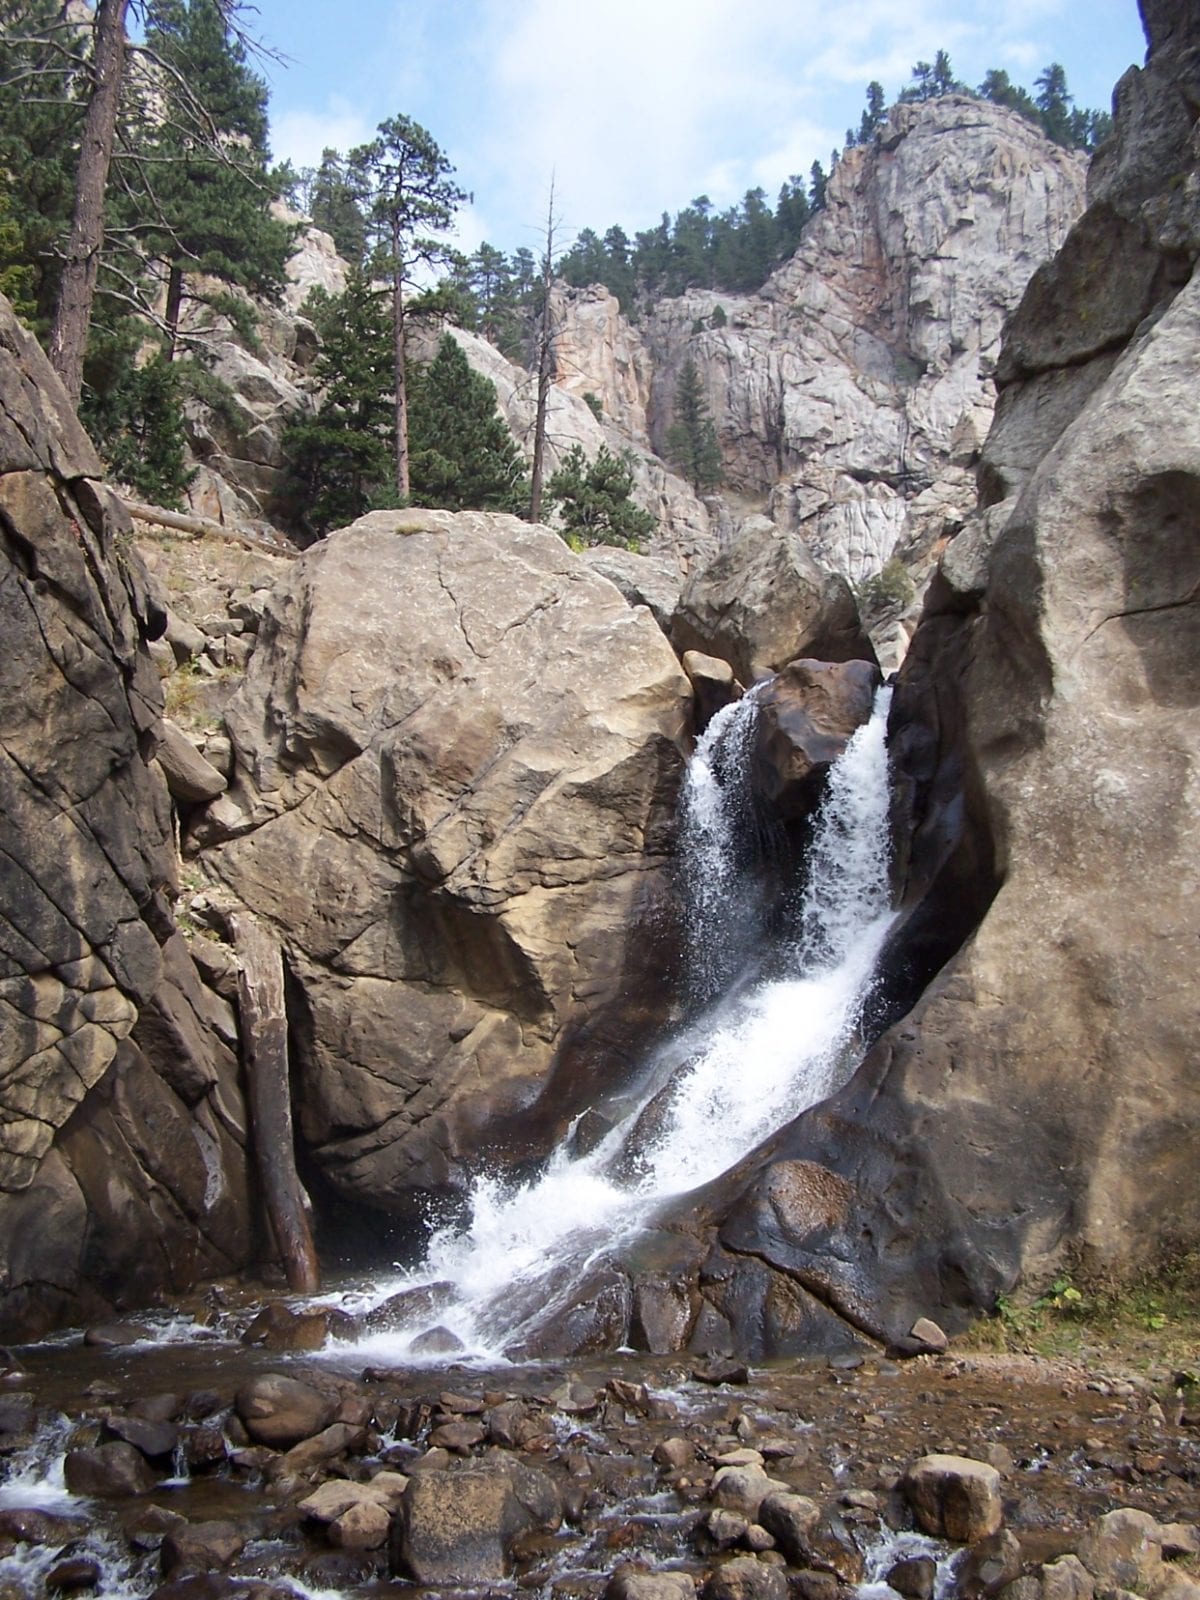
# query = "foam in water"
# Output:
<box><xmin>333</xmin><ymin>685</ymin><xmax>896</xmax><ymax>1362</ymax></box>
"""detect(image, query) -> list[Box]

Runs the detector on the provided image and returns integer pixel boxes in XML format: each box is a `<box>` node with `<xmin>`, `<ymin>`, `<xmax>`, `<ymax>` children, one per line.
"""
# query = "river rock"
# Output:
<box><xmin>757</xmin><ymin>1493</ymin><xmax>821</xmax><ymax>1564</ymax></box>
<box><xmin>64</xmin><ymin>1441</ymin><xmax>159</xmax><ymax>1497</ymax></box>
<box><xmin>671</xmin><ymin>516</ymin><xmax>873</xmax><ymax>683</ymax></box>
<box><xmin>902</xmin><ymin>1455</ymin><xmax>1003</xmax><ymax>1543</ymax></box>
<box><xmin>205</xmin><ymin>508</ymin><xmax>690</xmax><ymax>1214</ymax></box>
<box><xmin>161</xmin><ymin>1521</ymin><xmax>247</xmax><ymax>1578</ymax></box>
<box><xmin>889</xmin><ymin>1556</ymin><xmax>937</xmax><ymax>1599</ymax></box>
<box><xmin>390</xmin><ymin>1456</ymin><xmax>562</xmax><ymax>1584</ymax></box>
<box><xmin>710</xmin><ymin>1466</ymin><xmax>790</xmax><ymax>1520</ymax></box>
<box><xmin>607</xmin><ymin>1569</ymin><xmax>696</xmax><ymax>1600</ymax></box>
<box><xmin>234</xmin><ymin>1373</ymin><xmax>336</xmax><ymax>1448</ymax></box>
<box><xmin>702</xmin><ymin>1554</ymin><xmax>789</xmax><ymax>1600</ymax></box>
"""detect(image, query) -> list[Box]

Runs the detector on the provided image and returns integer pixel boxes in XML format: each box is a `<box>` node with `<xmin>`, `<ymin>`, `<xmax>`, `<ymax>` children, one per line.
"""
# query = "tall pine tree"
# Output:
<box><xmin>408</xmin><ymin>334</ymin><xmax>530</xmax><ymax>514</ymax></box>
<box><xmin>666</xmin><ymin>357</ymin><xmax>722</xmax><ymax>493</ymax></box>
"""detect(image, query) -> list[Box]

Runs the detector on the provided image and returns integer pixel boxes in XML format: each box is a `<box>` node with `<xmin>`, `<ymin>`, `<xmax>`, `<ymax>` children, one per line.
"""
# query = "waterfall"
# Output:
<box><xmin>334</xmin><ymin>685</ymin><xmax>896</xmax><ymax>1362</ymax></box>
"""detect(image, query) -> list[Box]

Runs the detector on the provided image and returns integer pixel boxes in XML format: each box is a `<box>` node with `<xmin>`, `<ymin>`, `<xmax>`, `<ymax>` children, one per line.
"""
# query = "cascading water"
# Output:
<box><xmin>335</xmin><ymin>684</ymin><xmax>896</xmax><ymax>1362</ymax></box>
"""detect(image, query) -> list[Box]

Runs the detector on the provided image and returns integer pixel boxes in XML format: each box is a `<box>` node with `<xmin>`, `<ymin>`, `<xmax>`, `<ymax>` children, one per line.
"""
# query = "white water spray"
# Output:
<box><xmin>335</xmin><ymin>686</ymin><xmax>896</xmax><ymax>1362</ymax></box>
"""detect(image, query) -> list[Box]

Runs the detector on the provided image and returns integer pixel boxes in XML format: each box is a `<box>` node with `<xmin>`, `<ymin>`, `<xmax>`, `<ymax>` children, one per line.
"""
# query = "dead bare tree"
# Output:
<box><xmin>529</xmin><ymin>176</ymin><xmax>561</xmax><ymax>524</ymax></box>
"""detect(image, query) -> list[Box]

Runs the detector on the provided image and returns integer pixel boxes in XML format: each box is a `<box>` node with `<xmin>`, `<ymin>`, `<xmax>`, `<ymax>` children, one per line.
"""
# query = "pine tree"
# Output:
<box><xmin>666</xmin><ymin>357</ymin><xmax>722</xmax><ymax>493</ymax></box>
<box><xmin>81</xmin><ymin>342</ymin><xmax>196</xmax><ymax>505</ymax></box>
<box><xmin>1035</xmin><ymin>63</ymin><xmax>1074</xmax><ymax>147</ymax></box>
<box><xmin>809</xmin><ymin>161</ymin><xmax>828</xmax><ymax>213</ymax></box>
<box><xmin>279</xmin><ymin>270</ymin><xmax>395</xmax><ymax>536</ymax></box>
<box><xmin>307</xmin><ymin>147</ymin><xmax>367</xmax><ymax>264</ymax></box>
<box><xmin>133</xmin><ymin>0</ymin><xmax>294</xmax><ymax>360</ymax></box>
<box><xmin>408</xmin><ymin>334</ymin><xmax>530</xmax><ymax>514</ymax></box>
<box><xmin>547</xmin><ymin>445</ymin><xmax>656</xmax><ymax>551</ymax></box>
<box><xmin>350</xmin><ymin>115</ymin><xmax>467</xmax><ymax>499</ymax></box>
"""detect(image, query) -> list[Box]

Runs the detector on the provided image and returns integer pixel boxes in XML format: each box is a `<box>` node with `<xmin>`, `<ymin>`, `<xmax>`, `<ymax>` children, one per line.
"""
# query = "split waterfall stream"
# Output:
<box><xmin>334</xmin><ymin>683</ymin><xmax>897</xmax><ymax>1363</ymax></box>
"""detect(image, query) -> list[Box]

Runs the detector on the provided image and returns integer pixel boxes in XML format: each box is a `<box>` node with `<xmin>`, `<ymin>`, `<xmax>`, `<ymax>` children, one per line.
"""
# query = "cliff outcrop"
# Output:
<box><xmin>695</xmin><ymin>0</ymin><xmax>1200</xmax><ymax>1352</ymax></box>
<box><xmin>0</xmin><ymin>299</ymin><xmax>256</xmax><ymax>1337</ymax></box>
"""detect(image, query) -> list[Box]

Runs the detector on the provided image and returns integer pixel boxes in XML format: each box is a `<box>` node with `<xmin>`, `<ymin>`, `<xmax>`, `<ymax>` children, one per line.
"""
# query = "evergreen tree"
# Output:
<box><xmin>809</xmin><ymin>160</ymin><xmax>828</xmax><ymax>212</ymax></box>
<box><xmin>547</xmin><ymin>445</ymin><xmax>656</xmax><ymax>551</ymax></box>
<box><xmin>858</xmin><ymin>81</ymin><xmax>887</xmax><ymax>143</ymax></box>
<box><xmin>977</xmin><ymin>68</ymin><xmax>1040</xmax><ymax>124</ymax></box>
<box><xmin>775</xmin><ymin>175</ymin><xmax>810</xmax><ymax>256</ymax></box>
<box><xmin>408</xmin><ymin>334</ymin><xmax>530</xmax><ymax>513</ymax></box>
<box><xmin>1035</xmin><ymin>62</ymin><xmax>1074</xmax><ymax>146</ymax></box>
<box><xmin>666</xmin><ymin>357</ymin><xmax>722</xmax><ymax>493</ymax></box>
<box><xmin>279</xmin><ymin>270</ymin><xmax>395</xmax><ymax>536</ymax></box>
<box><xmin>81</xmin><ymin>342</ymin><xmax>196</xmax><ymax>506</ymax></box>
<box><xmin>133</xmin><ymin>0</ymin><xmax>294</xmax><ymax>360</ymax></box>
<box><xmin>306</xmin><ymin>147</ymin><xmax>367</xmax><ymax>264</ymax></box>
<box><xmin>350</xmin><ymin>114</ymin><xmax>467</xmax><ymax>498</ymax></box>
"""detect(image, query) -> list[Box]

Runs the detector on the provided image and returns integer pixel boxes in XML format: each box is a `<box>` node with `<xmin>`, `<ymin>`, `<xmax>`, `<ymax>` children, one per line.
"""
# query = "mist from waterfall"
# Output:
<box><xmin>335</xmin><ymin>684</ymin><xmax>896</xmax><ymax>1362</ymax></box>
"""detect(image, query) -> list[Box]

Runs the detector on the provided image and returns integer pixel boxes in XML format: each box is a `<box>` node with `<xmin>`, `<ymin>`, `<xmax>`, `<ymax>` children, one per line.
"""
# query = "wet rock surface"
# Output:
<box><xmin>0</xmin><ymin>1322</ymin><xmax>1195</xmax><ymax>1598</ymax></box>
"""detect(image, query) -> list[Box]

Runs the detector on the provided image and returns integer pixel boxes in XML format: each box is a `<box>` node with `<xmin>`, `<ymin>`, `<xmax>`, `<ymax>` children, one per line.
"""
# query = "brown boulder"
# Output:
<box><xmin>234</xmin><ymin>1373</ymin><xmax>336</xmax><ymax>1448</ymax></box>
<box><xmin>749</xmin><ymin>658</ymin><xmax>881</xmax><ymax>821</ymax></box>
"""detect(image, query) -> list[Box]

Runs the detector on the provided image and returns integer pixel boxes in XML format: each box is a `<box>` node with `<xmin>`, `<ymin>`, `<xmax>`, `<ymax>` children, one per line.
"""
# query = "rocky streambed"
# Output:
<box><xmin>0</xmin><ymin>1294</ymin><xmax>1196</xmax><ymax>1599</ymax></box>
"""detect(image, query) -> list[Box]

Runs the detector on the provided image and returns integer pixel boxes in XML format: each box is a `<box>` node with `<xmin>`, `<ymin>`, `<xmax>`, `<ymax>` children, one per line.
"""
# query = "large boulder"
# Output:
<box><xmin>670</xmin><ymin>517</ymin><xmax>875</xmax><ymax>684</ymax></box>
<box><xmin>204</xmin><ymin>508</ymin><xmax>691</xmax><ymax>1211</ymax></box>
<box><xmin>0</xmin><ymin>296</ymin><xmax>254</xmax><ymax>1340</ymax></box>
<box><xmin>749</xmin><ymin>659</ymin><xmax>881</xmax><ymax>821</ymax></box>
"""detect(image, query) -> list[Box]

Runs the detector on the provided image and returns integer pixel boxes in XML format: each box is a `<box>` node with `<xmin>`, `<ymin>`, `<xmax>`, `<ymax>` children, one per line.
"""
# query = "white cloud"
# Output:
<box><xmin>270</xmin><ymin>99</ymin><xmax>375</xmax><ymax>172</ymax></box>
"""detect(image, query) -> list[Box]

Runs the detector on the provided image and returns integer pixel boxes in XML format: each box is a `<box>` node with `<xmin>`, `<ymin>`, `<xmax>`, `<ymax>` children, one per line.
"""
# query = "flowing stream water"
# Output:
<box><xmin>333</xmin><ymin>684</ymin><xmax>897</xmax><ymax>1363</ymax></box>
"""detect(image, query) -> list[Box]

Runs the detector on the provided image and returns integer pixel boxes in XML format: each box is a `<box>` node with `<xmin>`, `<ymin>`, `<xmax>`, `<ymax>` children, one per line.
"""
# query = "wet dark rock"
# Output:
<box><xmin>693</xmin><ymin>1360</ymin><xmax>750</xmax><ymax>1387</ymax></box>
<box><xmin>803</xmin><ymin>1516</ymin><xmax>866</xmax><ymax>1583</ymax></box>
<box><xmin>180</xmin><ymin>1422</ymin><xmax>227</xmax><ymax>1472</ymax></box>
<box><xmin>656</xmin><ymin>1437</ymin><xmax>697</xmax><ymax>1471</ymax></box>
<box><xmin>789</xmin><ymin>1571</ymin><xmax>842</xmax><ymax>1600</ymax></box>
<box><xmin>0</xmin><ymin>1507</ymin><xmax>83</xmax><ymax>1545</ymax></box>
<box><xmin>84</xmin><ymin>1323</ymin><xmax>150</xmax><ymax>1348</ymax></box>
<box><xmin>359</xmin><ymin>1281</ymin><xmax>457</xmax><ymax>1334</ymax></box>
<box><xmin>889</xmin><ymin>1556</ymin><xmax>938</xmax><ymax>1599</ymax></box>
<box><xmin>234</xmin><ymin>1373</ymin><xmax>336</xmax><ymax>1448</ymax></box>
<box><xmin>161</xmin><ymin>1520</ymin><xmax>247</xmax><ymax>1577</ymax></box>
<box><xmin>749</xmin><ymin>658</ymin><xmax>880</xmax><ymax>823</ymax></box>
<box><xmin>102</xmin><ymin>1413</ymin><xmax>179</xmax><ymax>1461</ymax></box>
<box><xmin>46</xmin><ymin>1557</ymin><xmax>102</xmax><ymax>1592</ymax></box>
<box><xmin>408</xmin><ymin>1324</ymin><xmax>465</xmax><ymax>1355</ymax></box>
<box><xmin>276</xmin><ymin>1421</ymin><xmax>369</xmax><ymax>1478</ymax></box>
<box><xmin>240</xmin><ymin>1304</ymin><xmax>351</xmax><ymax>1352</ymax></box>
<box><xmin>64</xmin><ymin>1440</ymin><xmax>159</xmax><ymax>1496</ymax></box>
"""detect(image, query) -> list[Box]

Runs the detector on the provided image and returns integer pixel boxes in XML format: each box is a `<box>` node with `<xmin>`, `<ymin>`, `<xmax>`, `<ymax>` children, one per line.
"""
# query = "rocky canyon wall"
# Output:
<box><xmin>0</xmin><ymin>301</ymin><xmax>256</xmax><ymax>1338</ymax></box>
<box><xmin>690</xmin><ymin>0</ymin><xmax>1200</xmax><ymax>1353</ymax></box>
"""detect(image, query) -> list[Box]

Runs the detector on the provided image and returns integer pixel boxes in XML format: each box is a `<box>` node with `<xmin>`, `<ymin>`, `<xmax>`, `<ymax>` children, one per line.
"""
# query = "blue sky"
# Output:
<box><xmin>247</xmin><ymin>0</ymin><xmax>1147</xmax><ymax>260</ymax></box>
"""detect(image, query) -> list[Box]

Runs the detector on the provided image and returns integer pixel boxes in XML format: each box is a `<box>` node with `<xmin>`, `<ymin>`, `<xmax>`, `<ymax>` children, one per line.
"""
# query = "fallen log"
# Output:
<box><xmin>230</xmin><ymin>912</ymin><xmax>320</xmax><ymax>1294</ymax></box>
<box><xmin>122</xmin><ymin>497</ymin><xmax>296</xmax><ymax>557</ymax></box>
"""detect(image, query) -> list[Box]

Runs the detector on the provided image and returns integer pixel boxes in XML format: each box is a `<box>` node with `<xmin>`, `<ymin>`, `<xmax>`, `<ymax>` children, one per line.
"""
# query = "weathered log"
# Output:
<box><xmin>230</xmin><ymin>913</ymin><xmax>319</xmax><ymax>1294</ymax></box>
<box><xmin>122</xmin><ymin>498</ymin><xmax>295</xmax><ymax>557</ymax></box>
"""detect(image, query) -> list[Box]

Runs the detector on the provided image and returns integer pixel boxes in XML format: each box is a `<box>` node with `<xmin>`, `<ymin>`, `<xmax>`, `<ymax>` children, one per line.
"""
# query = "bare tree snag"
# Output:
<box><xmin>49</xmin><ymin>0</ymin><xmax>129</xmax><ymax>404</ymax></box>
<box><xmin>231</xmin><ymin>913</ymin><xmax>320</xmax><ymax>1294</ymax></box>
<box><xmin>529</xmin><ymin>176</ymin><xmax>559</xmax><ymax>525</ymax></box>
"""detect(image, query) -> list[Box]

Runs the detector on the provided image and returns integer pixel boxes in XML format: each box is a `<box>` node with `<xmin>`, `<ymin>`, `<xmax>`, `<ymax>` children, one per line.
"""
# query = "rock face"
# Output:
<box><xmin>640</xmin><ymin>98</ymin><xmax>1086</xmax><ymax>582</ymax></box>
<box><xmin>204</xmin><ymin>508</ymin><xmax>691</xmax><ymax>1213</ymax></box>
<box><xmin>0</xmin><ymin>297</ymin><xmax>254</xmax><ymax>1338</ymax></box>
<box><xmin>704</xmin><ymin>0</ymin><xmax>1200</xmax><ymax>1342</ymax></box>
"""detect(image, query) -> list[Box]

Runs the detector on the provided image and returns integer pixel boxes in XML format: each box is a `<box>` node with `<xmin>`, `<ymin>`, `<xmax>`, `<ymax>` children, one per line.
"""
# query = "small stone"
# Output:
<box><xmin>654</xmin><ymin>1437</ymin><xmax>696</xmax><ymax>1471</ymax></box>
<box><xmin>693</xmin><ymin>1360</ymin><xmax>750</xmax><ymax>1386</ymax></box>
<box><xmin>888</xmin><ymin>1556</ymin><xmax>937</xmax><ymax>1600</ymax></box>
<box><xmin>702</xmin><ymin>1553</ymin><xmax>789</xmax><ymax>1600</ymax></box>
<box><xmin>910</xmin><ymin>1318</ymin><xmax>949</xmax><ymax>1353</ymax></box>
<box><xmin>607</xmin><ymin>1568</ymin><xmax>696</xmax><ymax>1600</ymax></box>
<box><xmin>45</xmin><ymin>1557</ymin><xmax>101</xmax><ymax>1592</ymax></box>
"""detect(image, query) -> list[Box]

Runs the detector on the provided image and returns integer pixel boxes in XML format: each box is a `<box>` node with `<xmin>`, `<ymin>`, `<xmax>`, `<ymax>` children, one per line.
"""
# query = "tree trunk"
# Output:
<box><xmin>528</xmin><ymin>183</ymin><xmax>558</xmax><ymax>524</ymax></box>
<box><xmin>392</xmin><ymin>220</ymin><xmax>410</xmax><ymax>498</ymax></box>
<box><xmin>49</xmin><ymin>0</ymin><xmax>129</xmax><ymax>405</ymax></box>
<box><xmin>164</xmin><ymin>263</ymin><xmax>185</xmax><ymax>362</ymax></box>
<box><xmin>231</xmin><ymin>913</ymin><xmax>320</xmax><ymax>1295</ymax></box>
